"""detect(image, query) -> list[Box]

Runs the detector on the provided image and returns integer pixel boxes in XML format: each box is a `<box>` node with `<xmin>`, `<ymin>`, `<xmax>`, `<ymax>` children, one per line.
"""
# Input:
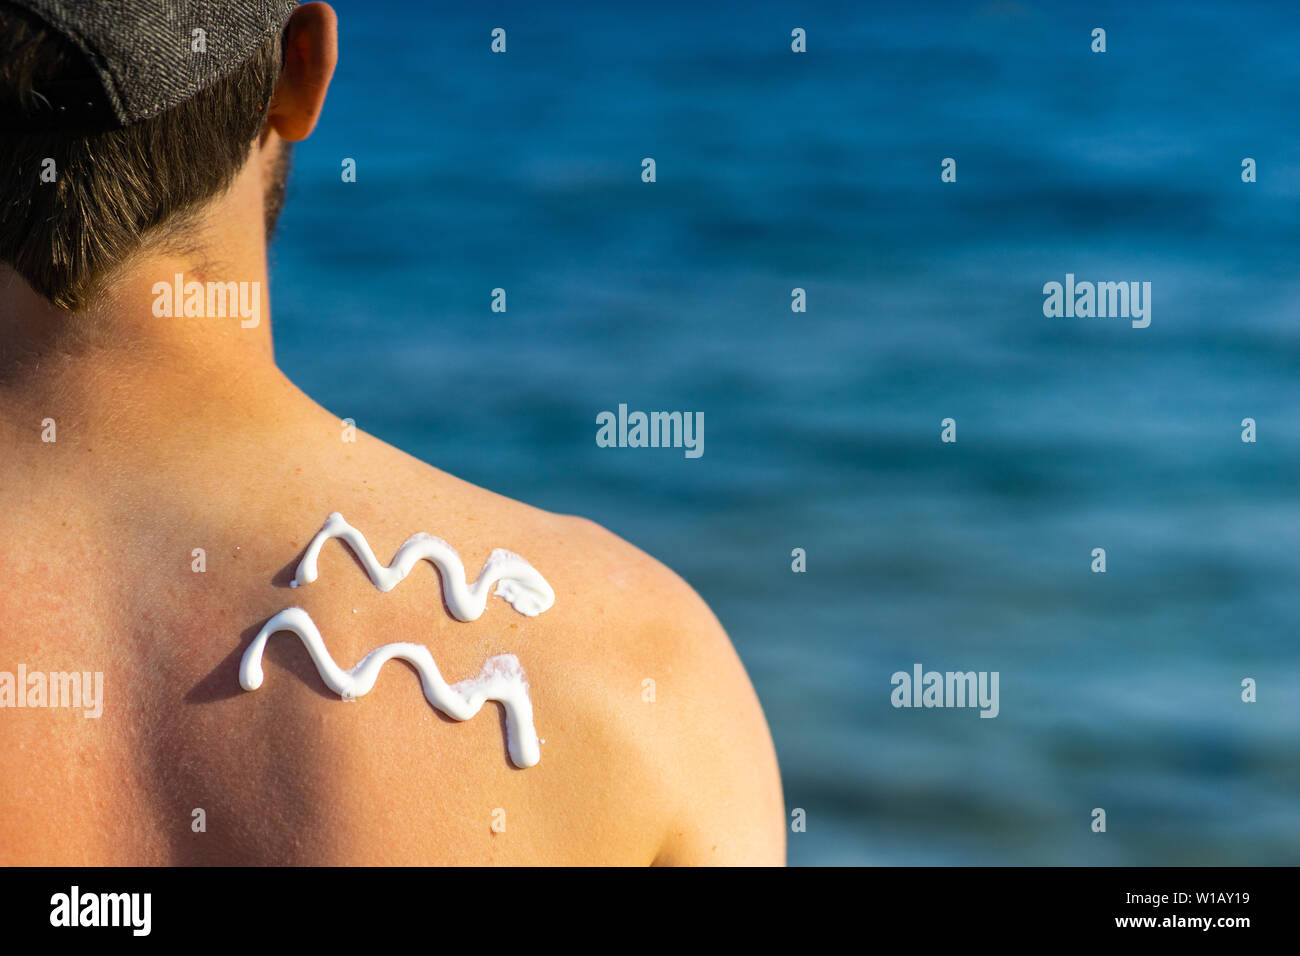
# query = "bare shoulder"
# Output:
<box><xmin>243</xmin><ymin>427</ymin><xmax>785</xmax><ymax>864</ymax></box>
<box><xmin>429</xmin><ymin>479</ymin><xmax>787</xmax><ymax>865</ymax></box>
<box><xmin>548</xmin><ymin>514</ymin><xmax>787</xmax><ymax>865</ymax></box>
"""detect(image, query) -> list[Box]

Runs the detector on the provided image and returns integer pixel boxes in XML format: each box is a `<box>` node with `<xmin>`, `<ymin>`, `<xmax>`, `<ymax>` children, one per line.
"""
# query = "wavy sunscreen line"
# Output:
<box><xmin>240</xmin><ymin>607</ymin><xmax>541</xmax><ymax>768</ymax></box>
<box><xmin>291</xmin><ymin>512</ymin><xmax>555</xmax><ymax>621</ymax></box>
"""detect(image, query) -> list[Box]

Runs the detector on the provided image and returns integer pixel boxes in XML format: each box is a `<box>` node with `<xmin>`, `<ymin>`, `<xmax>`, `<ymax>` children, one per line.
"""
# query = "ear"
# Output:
<box><xmin>267</xmin><ymin>2</ymin><xmax>338</xmax><ymax>142</ymax></box>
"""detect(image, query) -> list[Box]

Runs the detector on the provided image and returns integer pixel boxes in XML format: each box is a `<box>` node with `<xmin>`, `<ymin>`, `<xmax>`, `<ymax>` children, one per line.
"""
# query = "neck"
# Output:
<box><xmin>0</xmin><ymin>160</ymin><xmax>306</xmax><ymax>452</ymax></box>
<box><xmin>1</xmin><ymin>256</ymin><xmax>284</xmax><ymax>432</ymax></box>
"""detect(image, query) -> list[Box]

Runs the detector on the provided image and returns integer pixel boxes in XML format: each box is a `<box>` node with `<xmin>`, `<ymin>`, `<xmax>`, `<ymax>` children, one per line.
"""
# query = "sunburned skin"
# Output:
<box><xmin>292</xmin><ymin>512</ymin><xmax>555</xmax><ymax>620</ymax></box>
<box><xmin>240</xmin><ymin>607</ymin><xmax>542</xmax><ymax>768</ymax></box>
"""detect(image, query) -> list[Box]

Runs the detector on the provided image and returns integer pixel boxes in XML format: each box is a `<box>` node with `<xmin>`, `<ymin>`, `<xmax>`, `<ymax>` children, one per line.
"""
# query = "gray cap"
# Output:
<box><xmin>8</xmin><ymin>0</ymin><xmax>298</xmax><ymax>127</ymax></box>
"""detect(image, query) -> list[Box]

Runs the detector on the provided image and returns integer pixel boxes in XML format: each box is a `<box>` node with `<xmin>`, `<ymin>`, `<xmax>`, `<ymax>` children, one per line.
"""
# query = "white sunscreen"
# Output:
<box><xmin>240</xmin><ymin>607</ymin><xmax>541</xmax><ymax>768</ymax></box>
<box><xmin>292</xmin><ymin>512</ymin><xmax>555</xmax><ymax>621</ymax></box>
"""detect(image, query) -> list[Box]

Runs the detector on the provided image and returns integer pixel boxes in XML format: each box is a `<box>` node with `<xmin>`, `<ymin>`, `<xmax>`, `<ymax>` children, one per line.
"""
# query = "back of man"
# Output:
<box><xmin>0</xmin><ymin>0</ymin><xmax>783</xmax><ymax>865</ymax></box>
<box><xmin>0</xmin><ymin>384</ymin><xmax>784</xmax><ymax>865</ymax></box>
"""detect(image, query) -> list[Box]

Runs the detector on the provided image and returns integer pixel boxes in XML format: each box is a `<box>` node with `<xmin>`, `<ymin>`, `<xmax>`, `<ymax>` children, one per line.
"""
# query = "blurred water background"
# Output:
<box><xmin>271</xmin><ymin>0</ymin><xmax>1300</xmax><ymax>864</ymax></box>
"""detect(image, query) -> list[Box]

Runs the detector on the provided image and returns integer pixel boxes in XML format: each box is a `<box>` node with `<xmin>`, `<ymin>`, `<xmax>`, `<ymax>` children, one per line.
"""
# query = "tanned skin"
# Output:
<box><xmin>0</xmin><ymin>3</ymin><xmax>784</xmax><ymax>865</ymax></box>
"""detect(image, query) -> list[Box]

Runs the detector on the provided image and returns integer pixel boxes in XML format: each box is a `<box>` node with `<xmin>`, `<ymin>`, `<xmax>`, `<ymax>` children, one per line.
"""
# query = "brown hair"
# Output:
<box><xmin>0</xmin><ymin>3</ymin><xmax>283</xmax><ymax>310</ymax></box>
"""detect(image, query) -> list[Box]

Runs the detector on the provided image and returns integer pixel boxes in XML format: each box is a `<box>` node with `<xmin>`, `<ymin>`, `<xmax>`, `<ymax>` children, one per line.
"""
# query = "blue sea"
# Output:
<box><xmin>271</xmin><ymin>0</ymin><xmax>1300</xmax><ymax>865</ymax></box>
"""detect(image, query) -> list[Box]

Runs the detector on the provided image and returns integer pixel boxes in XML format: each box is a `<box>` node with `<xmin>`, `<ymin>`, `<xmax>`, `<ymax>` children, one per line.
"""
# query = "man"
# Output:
<box><xmin>0</xmin><ymin>1</ymin><xmax>784</xmax><ymax>864</ymax></box>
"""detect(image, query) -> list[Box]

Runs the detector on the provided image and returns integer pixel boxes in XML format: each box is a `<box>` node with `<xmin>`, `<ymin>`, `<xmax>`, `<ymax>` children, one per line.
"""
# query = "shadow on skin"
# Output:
<box><xmin>270</xmin><ymin>532</ymin><xmax>466</xmax><ymax>622</ymax></box>
<box><xmin>185</xmin><ymin>616</ymin><xmax>337</xmax><ymax>704</ymax></box>
<box><xmin>186</xmin><ymin>619</ymin><xmax>511</xmax><ymax>756</ymax></box>
<box><xmin>189</xmin><ymin>539</ymin><xmax>520</xmax><ymax>768</ymax></box>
